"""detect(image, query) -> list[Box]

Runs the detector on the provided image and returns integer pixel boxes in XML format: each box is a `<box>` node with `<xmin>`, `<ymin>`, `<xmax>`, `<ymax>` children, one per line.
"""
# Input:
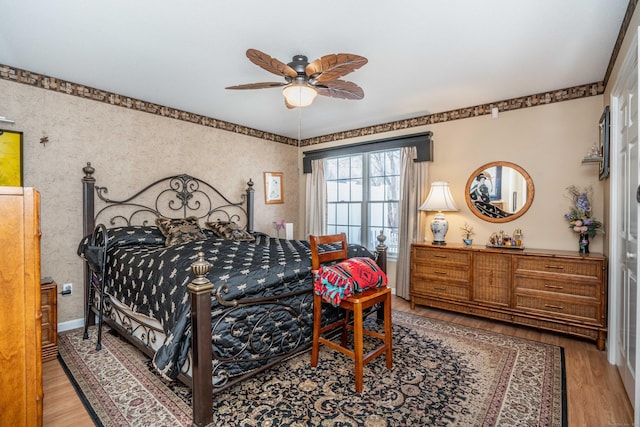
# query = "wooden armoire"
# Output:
<box><xmin>0</xmin><ymin>187</ymin><xmax>43</xmax><ymax>426</ymax></box>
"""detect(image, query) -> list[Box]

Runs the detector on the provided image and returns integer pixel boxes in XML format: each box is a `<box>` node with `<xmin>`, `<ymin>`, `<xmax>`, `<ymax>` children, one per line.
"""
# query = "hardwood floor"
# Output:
<box><xmin>43</xmin><ymin>296</ymin><xmax>634</xmax><ymax>426</ymax></box>
<box><xmin>43</xmin><ymin>358</ymin><xmax>93</xmax><ymax>426</ymax></box>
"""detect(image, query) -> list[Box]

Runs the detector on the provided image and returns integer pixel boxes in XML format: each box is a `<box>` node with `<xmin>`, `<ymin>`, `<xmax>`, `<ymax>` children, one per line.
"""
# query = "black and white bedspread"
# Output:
<box><xmin>80</xmin><ymin>226</ymin><xmax>375</xmax><ymax>381</ymax></box>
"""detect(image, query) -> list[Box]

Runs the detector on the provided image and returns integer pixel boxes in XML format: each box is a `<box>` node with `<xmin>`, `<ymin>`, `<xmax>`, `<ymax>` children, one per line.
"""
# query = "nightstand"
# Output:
<box><xmin>40</xmin><ymin>277</ymin><xmax>58</xmax><ymax>361</ymax></box>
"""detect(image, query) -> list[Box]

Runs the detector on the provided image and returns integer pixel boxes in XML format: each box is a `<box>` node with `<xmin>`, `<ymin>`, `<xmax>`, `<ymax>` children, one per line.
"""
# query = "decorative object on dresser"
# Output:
<box><xmin>410</xmin><ymin>243</ymin><xmax>608</xmax><ymax>350</ymax></box>
<box><xmin>460</xmin><ymin>222</ymin><xmax>474</xmax><ymax>246</ymax></box>
<box><xmin>465</xmin><ymin>161</ymin><xmax>535</xmax><ymax>223</ymax></box>
<box><xmin>563</xmin><ymin>185</ymin><xmax>603</xmax><ymax>254</ymax></box>
<box><xmin>0</xmin><ymin>187</ymin><xmax>43</xmax><ymax>425</ymax></box>
<box><xmin>40</xmin><ymin>277</ymin><xmax>58</xmax><ymax>361</ymax></box>
<box><xmin>419</xmin><ymin>181</ymin><xmax>459</xmax><ymax>244</ymax></box>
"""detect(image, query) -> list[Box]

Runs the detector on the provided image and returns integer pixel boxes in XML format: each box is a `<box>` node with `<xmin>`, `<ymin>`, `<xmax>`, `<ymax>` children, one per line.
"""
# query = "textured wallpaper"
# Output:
<box><xmin>0</xmin><ymin>79</ymin><xmax>299</xmax><ymax>323</ymax></box>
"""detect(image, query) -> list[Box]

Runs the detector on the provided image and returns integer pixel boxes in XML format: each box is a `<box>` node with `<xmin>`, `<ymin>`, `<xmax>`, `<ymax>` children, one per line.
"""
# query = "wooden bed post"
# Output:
<box><xmin>246</xmin><ymin>179</ymin><xmax>254</xmax><ymax>233</ymax></box>
<box><xmin>376</xmin><ymin>231</ymin><xmax>388</xmax><ymax>321</ymax></box>
<box><xmin>82</xmin><ymin>162</ymin><xmax>96</xmax><ymax>326</ymax></box>
<box><xmin>188</xmin><ymin>252</ymin><xmax>214</xmax><ymax>427</ymax></box>
<box><xmin>375</xmin><ymin>231</ymin><xmax>388</xmax><ymax>274</ymax></box>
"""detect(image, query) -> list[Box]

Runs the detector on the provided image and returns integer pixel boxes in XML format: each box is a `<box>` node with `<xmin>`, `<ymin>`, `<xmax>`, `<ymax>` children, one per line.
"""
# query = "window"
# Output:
<box><xmin>325</xmin><ymin>149</ymin><xmax>400</xmax><ymax>256</ymax></box>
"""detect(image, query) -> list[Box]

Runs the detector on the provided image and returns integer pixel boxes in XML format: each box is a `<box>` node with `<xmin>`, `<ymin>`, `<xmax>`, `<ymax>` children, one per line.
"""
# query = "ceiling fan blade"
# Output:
<box><xmin>246</xmin><ymin>49</ymin><xmax>298</xmax><ymax>79</ymax></box>
<box><xmin>314</xmin><ymin>80</ymin><xmax>365</xmax><ymax>100</ymax></box>
<box><xmin>225</xmin><ymin>82</ymin><xmax>287</xmax><ymax>90</ymax></box>
<box><xmin>306</xmin><ymin>53</ymin><xmax>368</xmax><ymax>83</ymax></box>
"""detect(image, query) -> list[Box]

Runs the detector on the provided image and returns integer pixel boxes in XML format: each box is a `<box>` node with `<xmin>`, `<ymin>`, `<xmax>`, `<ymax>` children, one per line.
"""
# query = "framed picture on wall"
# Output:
<box><xmin>264</xmin><ymin>172</ymin><xmax>284</xmax><ymax>204</ymax></box>
<box><xmin>0</xmin><ymin>130</ymin><xmax>23</xmax><ymax>186</ymax></box>
<box><xmin>599</xmin><ymin>105</ymin><xmax>610</xmax><ymax>180</ymax></box>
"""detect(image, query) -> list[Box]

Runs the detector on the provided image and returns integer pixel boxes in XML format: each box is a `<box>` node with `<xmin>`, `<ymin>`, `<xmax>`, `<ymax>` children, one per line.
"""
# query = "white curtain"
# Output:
<box><xmin>304</xmin><ymin>159</ymin><xmax>326</xmax><ymax>238</ymax></box>
<box><xmin>395</xmin><ymin>147</ymin><xmax>429</xmax><ymax>299</ymax></box>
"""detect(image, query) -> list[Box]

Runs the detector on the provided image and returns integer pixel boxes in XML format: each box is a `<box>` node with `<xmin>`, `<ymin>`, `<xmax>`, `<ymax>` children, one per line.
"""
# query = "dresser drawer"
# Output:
<box><xmin>514</xmin><ymin>276</ymin><xmax>598</xmax><ymax>299</ymax></box>
<box><xmin>515</xmin><ymin>294</ymin><xmax>599</xmax><ymax>322</ymax></box>
<box><xmin>514</xmin><ymin>256</ymin><xmax>602</xmax><ymax>279</ymax></box>
<box><xmin>412</xmin><ymin>262</ymin><xmax>470</xmax><ymax>282</ymax></box>
<box><xmin>412</xmin><ymin>247</ymin><xmax>470</xmax><ymax>265</ymax></box>
<box><xmin>411</xmin><ymin>279</ymin><xmax>470</xmax><ymax>300</ymax></box>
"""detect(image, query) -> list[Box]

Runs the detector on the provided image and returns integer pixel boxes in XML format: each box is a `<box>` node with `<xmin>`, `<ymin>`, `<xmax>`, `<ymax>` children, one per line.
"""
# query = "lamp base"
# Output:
<box><xmin>430</xmin><ymin>213</ymin><xmax>449</xmax><ymax>245</ymax></box>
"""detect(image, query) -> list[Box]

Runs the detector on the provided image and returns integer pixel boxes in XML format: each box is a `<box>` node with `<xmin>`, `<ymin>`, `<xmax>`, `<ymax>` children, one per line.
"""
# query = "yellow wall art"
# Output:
<box><xmin>0</xmin><ymin>130</ymin><xmax>23</xmax><ymax>186</ymax></box>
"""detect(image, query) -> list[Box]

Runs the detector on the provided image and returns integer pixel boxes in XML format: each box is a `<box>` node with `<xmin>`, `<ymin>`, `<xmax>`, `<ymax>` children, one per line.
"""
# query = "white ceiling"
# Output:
<box><xmin>0</xmin><ymin>0</ymin><xmax>629</xmax><ymax>140</ymax></box>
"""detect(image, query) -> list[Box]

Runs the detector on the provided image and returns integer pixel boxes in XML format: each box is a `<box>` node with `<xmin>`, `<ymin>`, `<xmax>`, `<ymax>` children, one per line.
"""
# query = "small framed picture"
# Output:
<box><xmin>599</xmin><ymin>105</ymin><xmax>610</xmax><ymax>180</ymax></box>
<box><xmin>264</xmin><ymin>172</ymin><xmax>284</xmax><ymax>204</ymax></box>
<box><xmin>0</xmin><ymin>130</ymin><xmax>23</xmax><ymax>186</ymax></box>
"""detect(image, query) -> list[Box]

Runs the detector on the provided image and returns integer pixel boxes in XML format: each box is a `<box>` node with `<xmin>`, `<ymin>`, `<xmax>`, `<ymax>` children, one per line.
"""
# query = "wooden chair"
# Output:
<box><xmin>309</xmin><ymin>233</ymin><xmax>392</xmax><ymax>393</ymax></box>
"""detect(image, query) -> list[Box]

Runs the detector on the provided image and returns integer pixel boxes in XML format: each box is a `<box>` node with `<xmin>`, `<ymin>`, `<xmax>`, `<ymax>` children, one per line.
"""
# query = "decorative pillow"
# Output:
<box><xmin>314</xmin><ymin>257</ymin><xmax>388</xmax><ymax>306</ymax></box>
<box><xmin>205</xmin><ymin>221</ymin><xmax>255</xmax><ymax>242</ymax></box>
<box><xmin>155</xmin><ymin>216</ymin><xmax>206</xmax><ymax>246</ymax></box>
<box><xmin>106</xmin><ymin>226</ymin><xmax>166</xmax><ymax>248</ymax></box>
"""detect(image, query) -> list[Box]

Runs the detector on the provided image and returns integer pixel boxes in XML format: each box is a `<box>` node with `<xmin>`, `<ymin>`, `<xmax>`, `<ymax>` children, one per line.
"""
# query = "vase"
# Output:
<box><xmin>579</xmin><ymin>233</ymin><xmax>589</xmax><ymax>254</ymax></box>
<box><xmin>463</xmin><ymin>238</ymin><xmax>473</xmax><ymax>246</ymax></box>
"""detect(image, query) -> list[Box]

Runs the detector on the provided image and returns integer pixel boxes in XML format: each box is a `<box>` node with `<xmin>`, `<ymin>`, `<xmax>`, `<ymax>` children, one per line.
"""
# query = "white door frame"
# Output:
<box><xmin>609</xmin><ymin>27</ymin><xmax>640</xmax><ymax>421</ymax></box>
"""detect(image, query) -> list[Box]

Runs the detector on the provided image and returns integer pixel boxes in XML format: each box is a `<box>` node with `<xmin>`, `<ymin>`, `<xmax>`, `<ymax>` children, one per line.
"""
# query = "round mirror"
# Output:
<box><xmin>465</xmin><ymin>161</ymin><xmax>534</xmax><ymax>223</ymax></box>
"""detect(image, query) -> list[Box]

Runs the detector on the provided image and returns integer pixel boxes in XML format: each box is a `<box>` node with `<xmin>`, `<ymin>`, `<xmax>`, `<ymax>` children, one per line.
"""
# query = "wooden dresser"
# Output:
<box><xmin>0</xmin><ymin>187</ymin><xmax>43</xmax><ymax>426</ymax></box>
<box><xmin>40</xmin><ymin>278</ymin><xmax>58</xmax><ymax>361</ymax></box>
<box><xmin>410</xmin><ymin>243</ymin><xmax>608</xmax><ymax>349</ymax></box>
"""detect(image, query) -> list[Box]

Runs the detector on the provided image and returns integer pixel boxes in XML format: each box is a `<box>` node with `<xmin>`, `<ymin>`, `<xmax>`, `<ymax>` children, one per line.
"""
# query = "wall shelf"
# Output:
<box><xmin>582</xmin><ymin>155</ymin><xmax>603</xmax><ymax>164</ymax></box>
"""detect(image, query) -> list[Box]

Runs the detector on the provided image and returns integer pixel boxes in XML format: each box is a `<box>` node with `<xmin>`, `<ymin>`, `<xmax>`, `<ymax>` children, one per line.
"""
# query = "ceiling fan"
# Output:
<box><xmin>225</xmin><ymin>49</ymin><xmax>368</xmax><ymax>108</ymax></box>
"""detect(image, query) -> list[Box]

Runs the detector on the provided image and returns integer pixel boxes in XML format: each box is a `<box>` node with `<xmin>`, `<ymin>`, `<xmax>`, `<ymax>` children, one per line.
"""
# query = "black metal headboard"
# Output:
<box><xmin>81</xmin><ymin>162</ymin><xmax>255</xmax><ymax>237</ymax></box>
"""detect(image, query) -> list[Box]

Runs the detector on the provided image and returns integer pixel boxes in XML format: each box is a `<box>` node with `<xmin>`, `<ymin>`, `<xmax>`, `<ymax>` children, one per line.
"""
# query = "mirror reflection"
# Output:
<box><xmin>465</xmin><ymin>161</ymin><xmax>534</xmax><ymax>223</ymax></box>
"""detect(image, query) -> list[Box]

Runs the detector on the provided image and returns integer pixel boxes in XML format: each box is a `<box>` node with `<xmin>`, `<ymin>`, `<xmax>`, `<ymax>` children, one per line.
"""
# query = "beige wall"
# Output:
<box><xmin>299</xmin><ymin>96</ymin><xmax>606</xmax><ymax>286</ymax></box>
<box><xmin>1</xmin><ymin>79</ymin><xmax>299</xmax><ymax>323</ymax></box>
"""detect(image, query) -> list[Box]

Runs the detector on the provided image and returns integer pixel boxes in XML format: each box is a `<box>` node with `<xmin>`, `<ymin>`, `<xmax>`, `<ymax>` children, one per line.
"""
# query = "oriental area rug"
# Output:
<box><xmin>58</xmin><ymin>310</ymin><xmax>567</xmax><ymax>426</ymax></box>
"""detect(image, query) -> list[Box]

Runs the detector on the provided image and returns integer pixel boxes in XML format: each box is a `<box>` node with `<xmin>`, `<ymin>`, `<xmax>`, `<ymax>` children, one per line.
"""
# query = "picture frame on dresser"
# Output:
<box><xmin>0</xmin><ymin>130</ymin><xmax>23</xmax><ymax>186</ymax></box>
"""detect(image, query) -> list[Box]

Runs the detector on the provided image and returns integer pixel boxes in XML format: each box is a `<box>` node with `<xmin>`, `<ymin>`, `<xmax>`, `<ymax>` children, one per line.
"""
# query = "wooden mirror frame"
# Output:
<box><xmin>465</xmin><ymin>161</ymin><xmax>534</xmax><ymax>223</ymax></box>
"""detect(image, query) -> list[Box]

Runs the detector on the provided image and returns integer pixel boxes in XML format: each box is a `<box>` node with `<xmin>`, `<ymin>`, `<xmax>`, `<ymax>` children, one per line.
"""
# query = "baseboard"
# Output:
<box><xmin>58</xmin><ymin>318</ymin><xmax>85</xmax><ymax>332</ymax></box>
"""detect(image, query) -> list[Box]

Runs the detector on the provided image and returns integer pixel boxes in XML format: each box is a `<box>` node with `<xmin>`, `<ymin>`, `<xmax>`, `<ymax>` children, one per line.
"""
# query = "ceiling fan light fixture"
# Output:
<box><xmin>283</xmin><ymin>82</ymin><xmax>317</xmax><ymax>107</ymax></box>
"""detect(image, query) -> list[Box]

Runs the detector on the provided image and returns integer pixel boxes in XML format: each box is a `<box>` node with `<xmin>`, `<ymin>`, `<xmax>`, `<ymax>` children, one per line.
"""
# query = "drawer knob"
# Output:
<box><xmin>544</xmin><ymin>284</ymin><xmax>564</xmax><ymax>290</ymax></box>
<box><xmin>545</xmin><ymin>265</ymin><xmax>564</xmax><ymax>270</ymax></box>
<box><xmin>545</xmin><ymin>304</ymin><xmax>564</xmax><ymax>310</ymax></box>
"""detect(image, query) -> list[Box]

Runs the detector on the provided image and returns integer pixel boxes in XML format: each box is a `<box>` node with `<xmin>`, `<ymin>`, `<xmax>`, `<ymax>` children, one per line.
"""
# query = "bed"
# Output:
<box><xmin>78</xmin><ymin>162</ymin><xmax>389</xmax><ymax>426</ymax></box>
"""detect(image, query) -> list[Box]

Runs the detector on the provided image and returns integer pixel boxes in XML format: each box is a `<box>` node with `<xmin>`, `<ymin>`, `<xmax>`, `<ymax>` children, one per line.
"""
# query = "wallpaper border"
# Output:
<box><xmin>0</xmin><ymin>64</ymin><xmax>604</xmax><ymax>148</ymax></box>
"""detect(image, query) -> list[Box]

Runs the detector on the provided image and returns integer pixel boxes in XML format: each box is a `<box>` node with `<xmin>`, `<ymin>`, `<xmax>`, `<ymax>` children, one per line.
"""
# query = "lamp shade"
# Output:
<box><xmin>282</xmin><ymin>82</ymin><xmax>318</xmax><ymax>107</ymax></box>
<box><xmin>419</xmin><ymin>181</ymin><xmax>459</xmax><ymax>212</ymax></box>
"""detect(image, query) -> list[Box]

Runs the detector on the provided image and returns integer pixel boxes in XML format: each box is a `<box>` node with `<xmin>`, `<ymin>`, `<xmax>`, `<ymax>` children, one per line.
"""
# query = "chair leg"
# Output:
<box><xmin>341</xmin><ymin>309</ymin><xmax>350</xmax><ymax>347</ymax></box>
<box><xmin>353</xmin><ymin>302</ymin><xmax>364</xmax><ymax>393</ymax></box>
<box><xmin>384</xmin><ymin>293</ymin><xmax>393</xmax><ymax>369</ymax></box>
<box><xmin>311</xmin><ymin>294</ymin><xmax>322</xmax><ymax>367</ymax></box>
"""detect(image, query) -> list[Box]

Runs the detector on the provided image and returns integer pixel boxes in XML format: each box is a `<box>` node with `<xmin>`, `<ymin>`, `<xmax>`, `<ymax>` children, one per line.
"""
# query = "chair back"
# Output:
<box><xmin>309</xmin><ymin>233</ymin><xmax>349</xmax><ymax>272</ymax></box>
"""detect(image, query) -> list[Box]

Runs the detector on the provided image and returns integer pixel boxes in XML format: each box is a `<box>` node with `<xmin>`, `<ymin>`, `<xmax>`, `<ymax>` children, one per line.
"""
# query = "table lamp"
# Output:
<box><xmin>419</xmin><ymin>181</ymin><xmax>459</xmax><ymax>244</ymax></box>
